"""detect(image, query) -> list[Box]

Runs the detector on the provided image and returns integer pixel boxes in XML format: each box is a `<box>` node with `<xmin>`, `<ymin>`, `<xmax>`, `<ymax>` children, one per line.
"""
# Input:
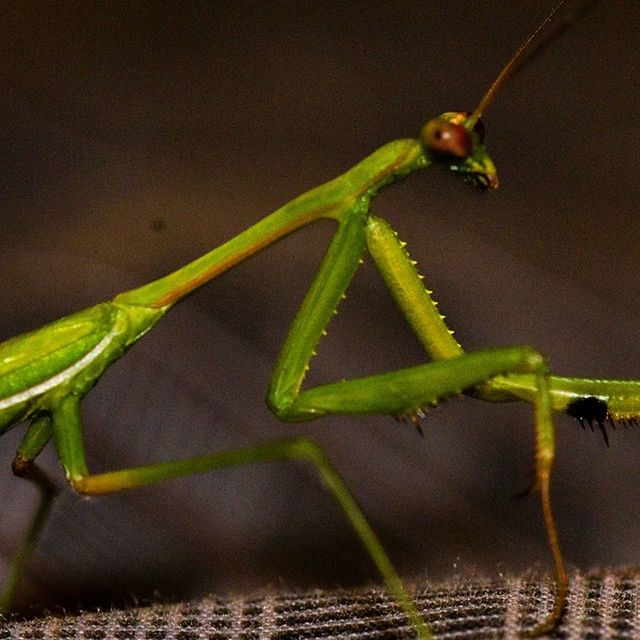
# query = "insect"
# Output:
<box><xmin>1</xmin><ymin>1</ymin><xmax>636</xmax><ymax>638</ymax></box>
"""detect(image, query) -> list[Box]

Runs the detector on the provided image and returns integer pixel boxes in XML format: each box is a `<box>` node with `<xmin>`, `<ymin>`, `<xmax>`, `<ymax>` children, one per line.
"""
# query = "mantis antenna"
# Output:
<box><xmin>423</xmin><ymin>1</ymin><xmax>599</xmax><ymax>189</ymax></box>
<box><xmin>467</xmin><ymin>0</ymin><xmax>568</xmax><ymax>128</ymax></box>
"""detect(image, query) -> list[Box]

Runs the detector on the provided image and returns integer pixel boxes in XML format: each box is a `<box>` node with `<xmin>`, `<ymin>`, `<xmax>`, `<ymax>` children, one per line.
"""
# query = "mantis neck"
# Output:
<box><xmin>114</xmin><ymin>138</ymin><xmax>426</xmax><ymax>310</ymax></box>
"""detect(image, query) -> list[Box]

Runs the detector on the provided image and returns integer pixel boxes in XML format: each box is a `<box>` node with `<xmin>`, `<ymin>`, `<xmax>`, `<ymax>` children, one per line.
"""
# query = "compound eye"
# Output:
<box><xmin>420</xmin><ymin>119</ymin><xmax>472</xmax><ymax>159</ymax></box>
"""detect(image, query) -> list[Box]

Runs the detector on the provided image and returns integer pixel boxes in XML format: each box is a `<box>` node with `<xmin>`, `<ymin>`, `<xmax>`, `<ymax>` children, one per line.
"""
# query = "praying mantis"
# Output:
<box><xmin>1</xmin><ymin>1</ymin><xmax>640</xmax><ymax>636</ymax></box>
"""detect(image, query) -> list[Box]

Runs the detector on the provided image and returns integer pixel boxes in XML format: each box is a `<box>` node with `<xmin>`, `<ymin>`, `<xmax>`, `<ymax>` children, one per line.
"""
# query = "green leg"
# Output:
<box><xmin>1</xmin><ymin>415</ymin><xmax>57</xmax><ymax>615</ymax></box>
<box><xmin>267</xmin><ymin>211</ymin><xmax>367</xmax><ymax>413</ymax></box>
<box><xmin>266</xmin><ymin>213</ymin><xmax>566</xmax><ymax>634</ymax></box>
<box><xmin>364</xmin><ymin>216</ymin><xmax>463</xmax><ymax>361</ymax></box>
<box><xmin>366</xmin><ymin>220</ymin><xmax>568</xmax><ymax>635</ymax></box>
<box><xmin>49</xmin><ymin>396</ymin><xmax>431</xmax><ymax>639</ymax></box>
<box><xmin>525</xmin><ymin>372</ymin><xmax>567</xmax><ymax>637</ymax></box>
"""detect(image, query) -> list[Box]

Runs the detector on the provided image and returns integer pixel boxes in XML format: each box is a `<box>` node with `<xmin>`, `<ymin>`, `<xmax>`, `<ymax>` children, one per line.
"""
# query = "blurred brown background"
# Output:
<box><xmin>0</xmin><ymin>1</ymin><xmax>639</xmax><ymax>617</ymax></box>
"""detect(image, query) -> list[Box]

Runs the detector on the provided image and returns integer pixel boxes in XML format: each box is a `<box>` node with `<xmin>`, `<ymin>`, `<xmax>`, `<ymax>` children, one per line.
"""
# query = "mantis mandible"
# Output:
<box><xmin>1</xmin><ymin>2</ymin><xmax>636</xmax><ymax>637</ymax></box>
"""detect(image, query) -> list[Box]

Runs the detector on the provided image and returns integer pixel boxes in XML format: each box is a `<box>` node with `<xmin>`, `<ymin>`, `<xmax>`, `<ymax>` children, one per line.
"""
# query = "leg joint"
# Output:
<box><xmin>266</xmin><ymin>391</ymin><xmax>294</xmax><ymax>421</ymax></box>
<box><xmin>11</xmin><ymin>455</ymin><xmax>32</xmax><ymax>478</ymax></box>
<box><xmin>68</xmin><ymin>474</ymin><xmax>90</xmax><ymax>494</ymax></box>
<box><xmin>519</xmin><ymin>347</ymin><xmax>547</xmax><ymax>374</ymax></box>
<box><xmin>267</xmin><ymin>390</ymin><xmax>320</xmax><ymax>422</ymax></box>
<box><xmin>283</xmin><ymin>436</ymin><xmax>327</xmax><ymax>465</ymax></box>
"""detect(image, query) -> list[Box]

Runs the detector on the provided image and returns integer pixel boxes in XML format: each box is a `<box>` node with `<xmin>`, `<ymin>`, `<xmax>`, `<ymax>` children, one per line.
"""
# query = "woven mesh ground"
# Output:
<box><xmin>3</xmin><ymin>571</ymin><xmax>640</xmax><ymax>639</ymax></box>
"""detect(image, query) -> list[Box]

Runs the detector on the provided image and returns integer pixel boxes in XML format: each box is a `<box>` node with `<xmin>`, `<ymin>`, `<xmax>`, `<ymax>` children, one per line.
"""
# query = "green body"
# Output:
<box><xmin>0</xmin><ymin>303</ymin><xmax>163</xmax><ymax>433</ymax></box>
<box><xmin>2</xmin><ymin>133</ymin><xmax>636</xmax><ymax>434</ymax></box>
<box><xmin>1</xmin><ymin>112</ymin><xmax>638</xmax><ymax>639</ymax></box>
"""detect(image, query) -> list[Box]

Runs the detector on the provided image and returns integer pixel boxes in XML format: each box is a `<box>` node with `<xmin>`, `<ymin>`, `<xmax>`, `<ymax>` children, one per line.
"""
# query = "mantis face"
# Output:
<box><xmin>420</xmin><ymin>111</ymin><xmax>498</xmax><ymax>190</ymax></box>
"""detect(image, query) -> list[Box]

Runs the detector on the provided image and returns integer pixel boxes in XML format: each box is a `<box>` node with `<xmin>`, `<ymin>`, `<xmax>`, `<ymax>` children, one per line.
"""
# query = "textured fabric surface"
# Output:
<box><xmin>3</xmin><ymin>571</ymin><xmax>640</xmax><ymax>639</ymax></box>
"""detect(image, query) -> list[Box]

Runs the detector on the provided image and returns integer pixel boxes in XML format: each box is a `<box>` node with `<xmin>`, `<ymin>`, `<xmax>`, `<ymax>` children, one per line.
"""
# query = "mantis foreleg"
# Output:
<box><xmin>267</xmin><ymin>212</ymin><xmax>567</xmax><ymax>634</ymax></box>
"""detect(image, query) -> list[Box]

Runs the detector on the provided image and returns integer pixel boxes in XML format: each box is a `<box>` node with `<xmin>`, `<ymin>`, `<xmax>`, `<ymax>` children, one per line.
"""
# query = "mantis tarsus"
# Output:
<box><xmin>0</xmin><ymin>2</ymin><xmax>636</xmax><ymax>636</ymax></box>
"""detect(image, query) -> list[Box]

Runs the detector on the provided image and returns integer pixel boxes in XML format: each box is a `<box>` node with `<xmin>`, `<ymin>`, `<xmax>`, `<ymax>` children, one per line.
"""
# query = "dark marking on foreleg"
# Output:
<box><xmin>566</xmin><ymin>396</ymin><xmax>610</xmax><ymax>446</ymax></box>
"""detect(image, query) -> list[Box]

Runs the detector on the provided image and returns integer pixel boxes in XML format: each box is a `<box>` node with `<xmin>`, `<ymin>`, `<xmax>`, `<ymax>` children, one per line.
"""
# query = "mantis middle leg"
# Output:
<box><xmin>43</xmin><ymin>393</ymin><xmax>431</xmax><ymax>639</ymax></box>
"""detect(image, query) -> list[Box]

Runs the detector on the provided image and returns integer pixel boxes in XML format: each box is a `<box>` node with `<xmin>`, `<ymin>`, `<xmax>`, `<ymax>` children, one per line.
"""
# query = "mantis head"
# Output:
<box><xmin>419</xmin><ymin>0</ymin><xmax>570</xmax><ymax>193</ymax></box>
<box><xmin>420</xmin><ymin>112</ymin><xmax>498</xmax><ymax>190</ymax></box>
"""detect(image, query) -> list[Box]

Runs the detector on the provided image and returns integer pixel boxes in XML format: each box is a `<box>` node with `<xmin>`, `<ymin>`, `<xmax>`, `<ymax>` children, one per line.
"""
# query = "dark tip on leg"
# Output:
<box><xmin>597</xmin><ymin>421</ymin><xmax>610</xmax><ymax>447</ymax></box>
<box><xmin>12</xmin><ymin>455</ymin><xmax>32</xmax><ymax>477</ymax></box>
<box><xmin>393</xmin><ymin>408</ymin><xmax>427</xmax><ymax>437</ymax></box>
<box><xmin>408</xmin><ymin>411</ymin><xmax>425</xmax><ymax>438</ymax></box>
<box><xmin>566</xmin><ymin>396</ymin><xmax>610</xmax><ymax>446</ymax></box>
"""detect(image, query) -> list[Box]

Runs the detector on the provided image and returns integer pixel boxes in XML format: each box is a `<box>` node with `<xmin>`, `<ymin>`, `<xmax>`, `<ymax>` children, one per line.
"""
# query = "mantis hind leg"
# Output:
<box><xmin>48</xmin><ymin>395</ymin><xmax>432</xmax><ymax>639</ymax></box>
<box><xmin>1</xmin><ymin>415</ymin><xmax>57</xmax><ymax>614</ymax></box>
